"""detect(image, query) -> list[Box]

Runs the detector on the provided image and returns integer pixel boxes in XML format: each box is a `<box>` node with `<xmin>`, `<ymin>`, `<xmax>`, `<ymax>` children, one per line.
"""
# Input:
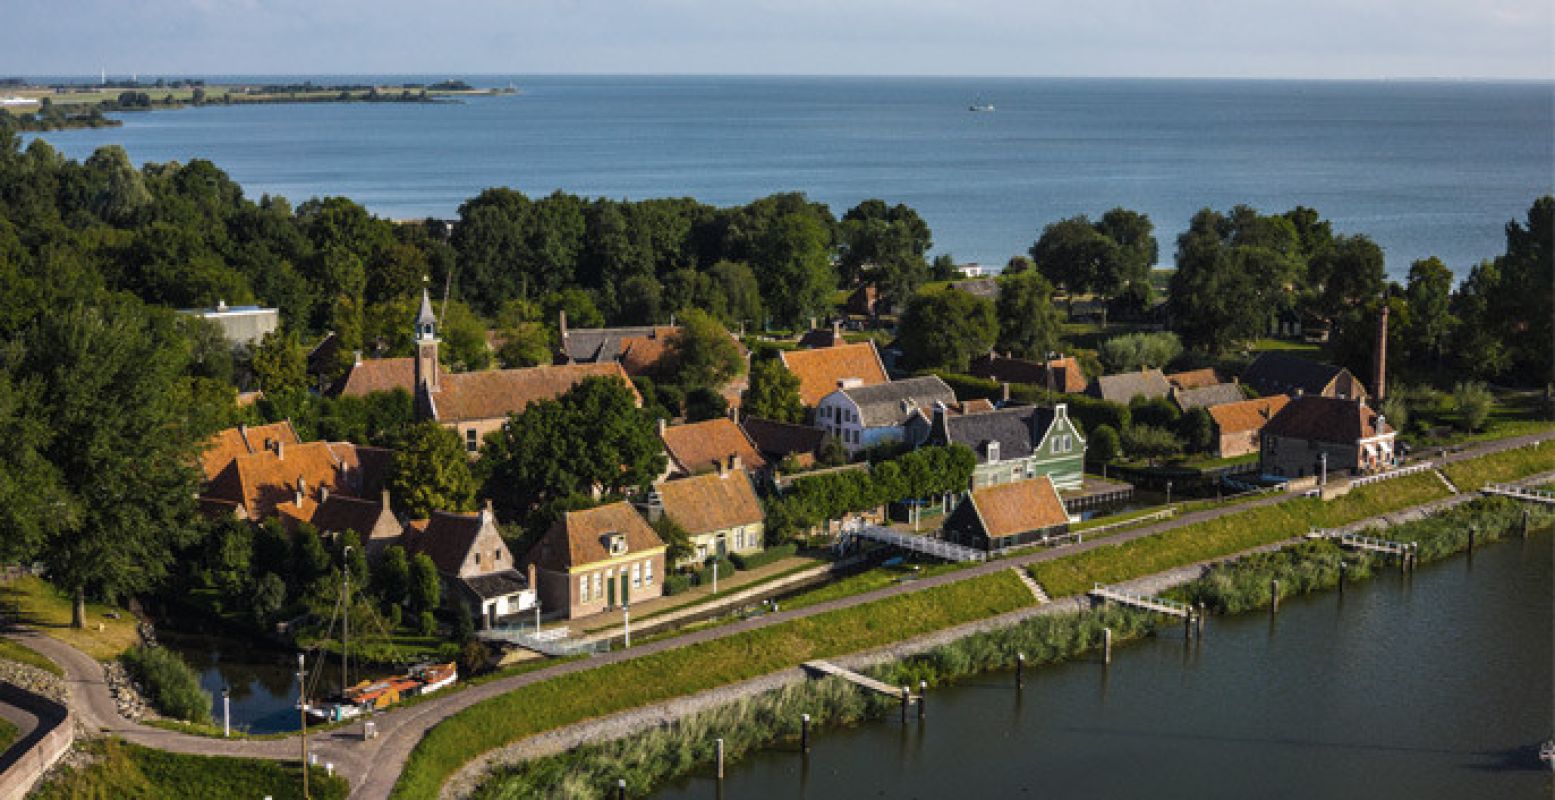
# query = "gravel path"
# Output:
<box><xmin>6</xmin><ymin>431</ymin><xmax>1548</xmax><ymax>800</ymax></box>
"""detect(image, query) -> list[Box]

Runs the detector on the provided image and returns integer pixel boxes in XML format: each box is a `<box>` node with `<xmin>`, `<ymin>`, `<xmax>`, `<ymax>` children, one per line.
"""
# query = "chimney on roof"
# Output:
<box><xmin>297</xmin><ymin>476</ymin><xmax>307</xmax><ymax>499</ymax></box>
<box><xmin>381</xmin><ymin>488</ymin><xmax>391</xmax><ymax>509</ymax></box>
<box><xmin>480</xmin><ymin>498</ymin><xmax>494</xmax><ymax>525</ymax></box>
<box><xmin>319</xmin><ymin>486</ymin><xmax>329</xmax><ymax>504</ymax></box>
<box><xmin>294</xmin><ymin>488</ymin><xmax>304</xmax><ymax>508</ymax></box>
<box><xmin>275</xmin><ymin>440</ymin><xmax>284</xmax><ymax>460</ymax></box>
<box><xmin>657</xmin><ymin>418</ymin><xmax>667</xmax><ymax>436</ymax></box>
<box><xmin>527</xmin><ymin>563</ymin><xmax>537</xmax><ymax>592</ymax></box>
<box><xmin>217</xmin><ymin>299</ymin><xmax>228</xmax><ymax>312</ymax></box>
<box><xmin>558</xmin><ymin>309</ymin><xmax>568</xmax><ymax>339</ymax></box>
<box><xmin>1001</xmin><ymin>382</ymin><xmax>1011</xmax><ymax>404</ymax></box>
<box><xmin>832</xmin><ymin>319</ymin><xmax>842</xmax><ymax>340</ymax></box>
<box><xmin>354</xmin><ymin>350</ymin><xmax>363</xmax><ymax>366</ymax></box>
<box><xmin>728</xmin><ymin>405</ymin><xmax>739</xmax><ymax>422</ymax></box>
<box><xmin>1372</xmin><ymin>303</ymin><xmax>1389</xmax><ymax>402</ymax></box>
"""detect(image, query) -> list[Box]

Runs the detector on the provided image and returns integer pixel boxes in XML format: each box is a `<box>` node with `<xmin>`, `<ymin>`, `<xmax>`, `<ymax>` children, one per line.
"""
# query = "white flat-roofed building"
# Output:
<box><xmin>179</xmin><ymin>301</ymin><xmax>280</xmax><ymax>347</ymax></box>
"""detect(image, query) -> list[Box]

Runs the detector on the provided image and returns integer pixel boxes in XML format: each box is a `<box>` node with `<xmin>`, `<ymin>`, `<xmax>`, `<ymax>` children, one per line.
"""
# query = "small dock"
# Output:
<box><xmin>1335</xmin><ymin>531</ymin><xmax>1412</xmax><ymax>556</ymax></box>
<box><xmin>1483</xmin><ymin>483</ymin><xmax>1555</xmax><ymax>505</ymax></box>
<box><xmin>836</xmin><ymin>525</ymin><xmax>987</xmax><ymax>563</ymax></box>
<box><xmin>1088</xmin><ymin>583</ymin><xmax>1194</xmax><ymax>619</ymax></box>
<box><xmin>803</xmin><ymin>660</ymin><xmax>919</xmax><ymax>701</ymax></box>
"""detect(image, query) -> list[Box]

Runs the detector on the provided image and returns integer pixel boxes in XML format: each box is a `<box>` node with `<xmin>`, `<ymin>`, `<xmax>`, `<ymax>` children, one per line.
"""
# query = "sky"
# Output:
<box><xmin>4</xmin><ymin>0</ymin><xmax>1552</xmax><ymax>80</ymax></box>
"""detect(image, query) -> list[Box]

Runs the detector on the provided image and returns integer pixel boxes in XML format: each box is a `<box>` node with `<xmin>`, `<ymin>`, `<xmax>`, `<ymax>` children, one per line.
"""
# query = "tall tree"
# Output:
<box><xmin>898</xmin><ymin>290</ymin><xmax>997</xmax><ymax>372</ymax></box>
<box><xmin>753</xmin><ymin>212</ymin><xmax>835</xmax><ymax>328</ymax></box>
<box><xmin>665</xmin><ymin>309</ymin><xmax>744</xmax><ymax>391</ymax></box>
<box><xmin>1403</xmin><ymin>257</ymin><xmax>1456</xmax><ymax>369</ymax></box>
<box><xmin>390</xmin><ymin>421</ymin><xmax>478</xmax><ymax>518</ymax></box>
<box><xmin>743</xmin><ymin>358</ymin><xmax>804</xmax><ymax>423</ymax></box>
<box><xmin>994</xmin><ymin>270</ymin><xmax>1064</xmax><ymax>360</ymax></box>
<box><xmin>8</xmin><ymin>297</ymin><xmax>206</xmax><ymax>625</ymax></box>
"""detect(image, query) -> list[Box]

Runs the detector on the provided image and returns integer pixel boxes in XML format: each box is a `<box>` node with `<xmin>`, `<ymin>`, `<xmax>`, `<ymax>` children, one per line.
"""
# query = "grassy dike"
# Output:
<box><xmin>1441</xmin><ymin>441</ymin><xmax>1552</xmax><ymax>491</ymax></box>
<box><xmin>32</xmin><ymin>738</ymin><xmax>347</xmax><ymax>800</ymax></box>
<box><xmin>469</xmin><ymin>606</ymin><xmax>1154</xmax><ymax>799</ymax></box>
<box><xmin>392</xmin><ymin>571</ymin><xmax>1035</xmax><ymax>799</ymax></box>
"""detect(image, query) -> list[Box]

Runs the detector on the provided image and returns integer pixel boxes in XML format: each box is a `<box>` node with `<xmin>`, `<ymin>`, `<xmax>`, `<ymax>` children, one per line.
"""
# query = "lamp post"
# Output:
<box><xmin>222</xmin><ymin>685</ymin><xmax>230</xmax><ymax>738</ymax></box>
<box><xmin>622</xmin><ymin>603</ymin><xmax>631</xmax><ymax>649</ymax></box>
<box><xmin>712</xmin><ymin>560</ymin><xmax>718</xmax><ymax>595</ymax></box>
<box><xmin>533</xmin><ymin>598</ymin><xmax>541</xmax><ymax>634</ymax></box>
<box><xmin>297</xmin><ymin>653</ymin><xmax>309</xmax><ymax>800</ymax></box>
<box><xmin>1165</xmin><ymin>480</ymin><xmax>1173</xmax><ymax>506</ymax></box>
<box><xmin>1320</xmin><ymin>451</ymin><xmax>1328</xmax><ymax>487</ymax></box>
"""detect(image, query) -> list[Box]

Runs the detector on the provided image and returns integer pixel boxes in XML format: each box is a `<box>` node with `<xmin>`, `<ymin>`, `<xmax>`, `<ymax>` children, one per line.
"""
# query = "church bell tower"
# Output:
<box><xmin>414</xmin><ymin>287</ymin><xmax>440</xmax><ymax>396</ymax></box>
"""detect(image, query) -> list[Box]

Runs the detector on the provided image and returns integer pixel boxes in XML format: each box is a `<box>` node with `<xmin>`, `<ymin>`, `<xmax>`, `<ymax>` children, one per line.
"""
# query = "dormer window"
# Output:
<box><xmin>606</xmin><ymin>532</ymin><xmax>628</xmax><ymax>556</ymax></box>
<box><xmin>987</xmin><ymin>441</ymin><xmax>1000</xmax><ymax>463</ymax></box>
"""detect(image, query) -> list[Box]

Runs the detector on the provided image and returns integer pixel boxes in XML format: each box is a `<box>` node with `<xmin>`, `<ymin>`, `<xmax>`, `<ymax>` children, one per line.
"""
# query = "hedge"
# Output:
<box><xmin>730</xmin><ymin>543</ymin><xmax>798</xmax><ymax>570</ymax></box>
<box><xmin>663</xmin><ymin>574</ymin><xmax>693</xmax><ymax>596</ymax></box>
<box><xmin>120</xmin><ymin>645</ymin><xmax>212</xmax><ymax>724</ymax></box>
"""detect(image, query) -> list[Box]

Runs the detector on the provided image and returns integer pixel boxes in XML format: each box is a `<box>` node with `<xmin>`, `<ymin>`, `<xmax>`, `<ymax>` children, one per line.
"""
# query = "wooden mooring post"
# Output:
<box><xmin>716</xmin><ymin>738</ymin><xmax>725</xmax><ymax>779</ymax></box>
<box><xmin>1016</xmin><ymin>652</ymin><xmax>1025</xmax><ymax>689</ymax></box>
<box><xmin>617</xmin><ymin>778</ymin><xmax>626</xmax><ymax>799</ymax></box>
<box><xmin>1338</xmin><ymin>562</ymin><xmax>1347</xmax><ymax>595</ymax></box>
<box><xmin>1196</xmin><ymin>604</ymin><xmax>1206</xmax><ymax>637</ymax></box>
<box><xmin>1271</xmin><ymin>579</ymin><xmax>1280</xmax><ymax>613</ymax></box>
<box><xmin>801</xmin><ymin>714</ymin><xmax>810</xmax><ymax>752</ymax></box>
<box><xmin>918</xmin><ymin>681</ymin><xmax>927</xmax><ymax>720</ymax></box>
<box><xmin>900</xmin><ymin>686</ymin><xmax>910</xmax><ymax>723</ymax></box>
<box><xmin>1104</xmin><ymin>627</ymin><xmax>1113</xmax><ymax>665</ymax></box>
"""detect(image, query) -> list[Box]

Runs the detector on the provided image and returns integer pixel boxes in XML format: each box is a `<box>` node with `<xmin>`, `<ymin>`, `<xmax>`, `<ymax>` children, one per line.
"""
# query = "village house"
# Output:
<box><xmin>1206</xmin><ymin>395</ymin><xmax>1290</xmax><ymax>458</ymax></box>
<box><xmin>405</xmin><ymin>502</ymin><xmax>533</xmax><ymax>628</ymax></box>
<box><xmin>940</xmin><ymin>475</ymin><xmax>1071</xmax><ymax>553</ymax></box>
<box><xmin>815</xmin><ymin>375</ymin><xmax>957</xmax><ymax>454</ymax></box>
<box><xmin>1260</xmin><ymin>396</ymin><xmax>1396</xmax><ymax>479</ymax></box>
<box><xmin>1241</xmin><ymin>352</ymin><xmax>1368</xmax><ymax>401</ymax></box>
<box><xmin>1086</xmin><ymin>368</ymin><xmax>1172</xmax><ymax>404</ymax></box>
<box><xmin>651</xmin><ymin>466</ymin><xmax>765</xmax><ymax>567</ymax></box>
<box><xmin>969</xmin><ymin>352</ymin><xmax>1089</xmax><ymax>394</ymax></box>
<box><xmin>739</xmin><ymin>416</ymin><xmax>829</xmax><ymax>471</ymax></box>
<box><xmin>198</xmin><ymin>420</ymin><xmax>301</xmax><ymax>482</ymax></box>
<box><xmin>201</xmin><ymin>438</ymin><xmax>391</xmax><ymax>522</ymax></box>
<box><xmin>1165</xmin><ymin>368</ymin><xmax>1223</xmax><ymax>391</ymax></box>
<box><xmin>778</xmin><ymin>340</ymin><xmax>890</xmax><ymax>407</ymax></box>
<box><xmin>333</xmin><ymin>291</ymin><xmax>639</xmax><ymax>453</ymax></box>
<box><xmin>796</xmin><ymin>319</ymin><xmax>847</xmax><ymax>349</ymax></box>
<box><xmin>280</xmin><ymin>488</ymin><xmax>404</xmax><ymax>558</ymax></box>
<box><xmin>925</xmin><ymin>402</ymin><xmax>1086</xmax><ymax>491</ymax></box>
<box><xmin>1171</xmin><ymin>381</ymin><xmax>1246</xmax><ymax>412</ymax></box>
<box><xmin>524</xmin><ymin>502</ymin><xmax>667</xmax><ymax>619</ymax></box>
<box><xmin>658</xmin><ymin>417</ymin><xmax>767</xmax><ymax>478</ymax></box>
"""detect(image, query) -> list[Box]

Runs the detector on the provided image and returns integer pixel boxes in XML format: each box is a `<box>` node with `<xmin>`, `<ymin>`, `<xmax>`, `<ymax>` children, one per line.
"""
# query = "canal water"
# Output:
<box><xmin>656</xmin><ymin>534</ymin><xmax>1553</xmax><ymax>798</ymax></box>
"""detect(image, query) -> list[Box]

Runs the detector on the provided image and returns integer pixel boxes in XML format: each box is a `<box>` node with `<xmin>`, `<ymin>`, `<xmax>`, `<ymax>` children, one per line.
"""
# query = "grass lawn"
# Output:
<box><xmin>0</xmin><ymin>638</ymin><xmax>64</xmax><ymax>676</ymax></box>
<box><xmin>0</xmin><ymin>577</ymin><xmax>140</xmax><ymax>661</ymax></box>
<box><xmin>392</xmin><ymin>570</ymin><xmax>1032</xmax><ymax>798</ymax></box>
<box><xmin>1072</xmin><ymin>506</ymin><xmax>1176</xmax><ymax>533</ymax></box>
<box><xmin>1244</xmin><ymin>338</ymin><xmax>1324</xmax><ymax>355</ymax></box>
<box><xmin>0</xmin><ymin>716</ymin><xmax>16</xmax><ymax>754</ymax></box>
<box><xmin>1441</xmin><ymin>443</ymin><xmax>1553</xmax><ymax>491</ymax></box>
<box><xmin>31</xmin><ymin>738</ymin><xmax>347</xmax><ymax>800</ymax></box>
<box><xmin>779</xmin><ymin>559</ymin><xmax>974</xmax><ymax>611</ymax></box>
<box><xmin>1030</xmin><ymin>472</ymin><xmax>1449</xmax><ymax>598</ymax></box>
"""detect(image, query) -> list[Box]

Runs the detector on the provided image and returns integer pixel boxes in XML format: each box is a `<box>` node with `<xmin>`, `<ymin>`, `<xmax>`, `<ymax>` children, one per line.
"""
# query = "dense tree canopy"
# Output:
<box><xmin>898</xmin><ymin>289</ymin><xmax>997</xmax><ymax>372</ymax></box>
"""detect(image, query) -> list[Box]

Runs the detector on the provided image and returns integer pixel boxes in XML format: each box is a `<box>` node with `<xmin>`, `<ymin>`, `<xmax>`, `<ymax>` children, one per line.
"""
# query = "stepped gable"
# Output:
<box><xmin>655</xmin><ymin>469</ymin><xmax>763</xmax><ymax>536</ymax></box>
<box><xmin>779</xmin><ymin>341</ymin><xmax>889</xmax><ymax>406</ymax></box>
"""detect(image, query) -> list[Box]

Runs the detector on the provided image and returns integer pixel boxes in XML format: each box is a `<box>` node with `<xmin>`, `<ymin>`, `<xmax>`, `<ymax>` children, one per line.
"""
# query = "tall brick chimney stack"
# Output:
<box><xmin>1372</xmin><ymin>304</ymin><xmax>1389</xmax><ymax>402</ymax></box>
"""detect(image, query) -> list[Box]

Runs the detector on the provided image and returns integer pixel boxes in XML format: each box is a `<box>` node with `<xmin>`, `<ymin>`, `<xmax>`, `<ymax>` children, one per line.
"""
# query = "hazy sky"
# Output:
<box><xmin>6</xmin><ymin>0</ymin><xmax>1552</xmax><ymax>79</ymax></box>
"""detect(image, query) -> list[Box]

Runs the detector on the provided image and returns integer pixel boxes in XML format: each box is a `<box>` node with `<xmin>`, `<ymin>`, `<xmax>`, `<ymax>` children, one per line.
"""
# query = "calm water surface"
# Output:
<box><xmin>655</xmin><ymin>535</ymin><xmax>1553</xmax><ymax>799</ymax></box>
<box><xmin>23</xmin><ymin>76</ymin><xmax>1554</xmax><ymax>278</ymax></box>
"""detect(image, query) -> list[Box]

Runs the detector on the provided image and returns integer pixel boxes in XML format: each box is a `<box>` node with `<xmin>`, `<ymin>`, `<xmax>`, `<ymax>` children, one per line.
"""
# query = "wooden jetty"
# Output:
<box><xmin>803</xmin><ymin>660</ymin><xmax>919</xmax><ymax>701</ymax></box>
<box><xmin>1483</xmin><ymin>483</ymin><xmax>1555</xmax><ymax>505</ymax></box>
<box><xmin>1088</xmin><ymin>584</ymin><xmax>1194</xmax><ymax>619</ymax></box>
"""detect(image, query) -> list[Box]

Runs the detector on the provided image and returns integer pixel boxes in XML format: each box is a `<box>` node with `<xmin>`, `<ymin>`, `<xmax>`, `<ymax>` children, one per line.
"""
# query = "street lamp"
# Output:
<box><xmin>1166</xmin><ymin>480</ymin><xmax>1173</xmax><ymax>506</ymax></box>
<box><xmin>1320</xmin><ymin>451</ymin><xmax>1328</xmax><ymax>486</ymax></box>
<box><xmin>622</xmin><ymin>603</ymin><xmax>631</xmax><ymax>649</ymax></box>
<box><xmin>533</xmin><ymin>598</ymin><xmax>541</xmax><ymax>634</ymax></box>
<box><xmin>222</xmin><ymin>685</ymin><xmax>230</xmax><ymax>738</ymax></box>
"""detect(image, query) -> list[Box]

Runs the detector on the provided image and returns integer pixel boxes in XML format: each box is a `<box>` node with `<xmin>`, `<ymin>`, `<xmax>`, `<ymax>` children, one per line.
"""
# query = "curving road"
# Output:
<box><xmin>8</xmin><ymin>430</ymin><xmax>1550</xmax><ymax>799</ymax></box>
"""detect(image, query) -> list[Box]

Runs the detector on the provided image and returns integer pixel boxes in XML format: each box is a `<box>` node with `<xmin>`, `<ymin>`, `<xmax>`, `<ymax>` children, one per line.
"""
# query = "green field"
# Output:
<box><xmin>0</xmin><ymin>638</ymin><xmax>64</xmax><ymax>676</ymax></box>
<box><xmin>0</xmin><ymin>577</ymin><xmax>141</xmax><ymax>661</ymax></box>
<box><xmin>31</xmin><ymin>738</ymin><xmax>346</xmax><ymax>800</ymax></box>
<box><xmin>391</xmin><ymin>570</ymin><xmax>1033</xmax><ymax>798</ymax></box>
<box><xmin>1441</xmin><ymin>444</ymin><xmax>1553</xmax><ymax>491</ymax></box>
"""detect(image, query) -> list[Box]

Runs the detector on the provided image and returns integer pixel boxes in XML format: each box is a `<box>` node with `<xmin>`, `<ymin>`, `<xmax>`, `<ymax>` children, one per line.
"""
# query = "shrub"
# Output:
<box><xmin>663</xmin><ymin>574</ymin><xmax>693</xmax><ymax>596</ymax></box>
<box><xmin>417</xmin><ymin>611</ymin><xmax>437</xmax><ymax>637</ymax></box>
<box><xmin>120</xmin><ymin>646</ymin><xmax>211</xmax><ymax>724</ymax></box>
<box><xmin>692</xmin><ymin>558</ymin><xmax>735</xmax><ymax>586</ymax></box>
<box><xmin>730</xmin><ymin>543</ymin><xmax>798</xmax><ymax>571</ymax></box>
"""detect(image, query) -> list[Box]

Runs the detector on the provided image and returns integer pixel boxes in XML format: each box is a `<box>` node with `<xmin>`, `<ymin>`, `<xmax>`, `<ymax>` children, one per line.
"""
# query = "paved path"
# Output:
<box><xmin>9</xmin><ymin>430</ymin><xmax>1549</xmax><ymax>800</ymax></box>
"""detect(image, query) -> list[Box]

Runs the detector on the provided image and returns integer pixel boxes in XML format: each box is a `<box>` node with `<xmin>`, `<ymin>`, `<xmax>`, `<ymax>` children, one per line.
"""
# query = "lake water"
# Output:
<box><xmin>23</xmin><ymin>76</ymin><xmax>1554</xmax><ymax>279</ymax></box>
<box><xmin>655</xmin><ymin>533</ymin><xmax>1553</xmax><ymax>799</ymax></box>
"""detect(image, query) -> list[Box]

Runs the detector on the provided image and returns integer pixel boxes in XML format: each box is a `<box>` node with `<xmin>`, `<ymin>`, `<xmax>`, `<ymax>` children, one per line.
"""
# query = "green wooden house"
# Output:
<box><xmin>923</xmin><ymin>402</ymin><xmax>1086</xmax><ymax>491</ymax></box>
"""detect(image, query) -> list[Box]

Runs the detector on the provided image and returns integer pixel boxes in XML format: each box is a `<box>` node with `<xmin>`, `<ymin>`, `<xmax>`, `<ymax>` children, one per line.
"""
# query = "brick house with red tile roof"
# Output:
<box><xmin>651</xmin><ymin>467</ymin><xmax>764</xmax><ymax>567</ymax></box>
<box><xmin>969</xmin><ymin>353</ymin><xmax>1089</xmax><ymax>394</ymax></box>
<box><xmin>739</xmin><ymin>417</ymin><xmax>828</xmax><ymax>470</ymax></box>
<box><xmin>198</xmin><ymin>421</ymin><xmax>301</xmax><ymax>482</ymax></box>
<box><xmin>405</xmin><ymin>502</ymin><xmax>533</xmax><ymax>628</ymax></box>
<box><xmin>659</xmin><ymin>417</ymin><xmax>766</xmax><ymax>478</ymax></box>
<box><xmin>1207</xmin><ymin>395</ymin><xmax>1290</xmax><ymax>458</ymax></box>
<box><xmin>778</xmin><ymin>340</ymin><xmax>889</xmax><ymax>406</ymax></box>
<box><xmin>941</xmin><ymin>475</ymin><xmax>1071</xmax><ymax>553</ymax></box>
<box><xmin>1259</xmin><ymin>396</ymin><xmax>1396</xmax><ymax>479</ymax></box>
<box><xmin>523</xmin><ymin>502</ymin><xmax>666</xmax><ymax>619</ymax></box>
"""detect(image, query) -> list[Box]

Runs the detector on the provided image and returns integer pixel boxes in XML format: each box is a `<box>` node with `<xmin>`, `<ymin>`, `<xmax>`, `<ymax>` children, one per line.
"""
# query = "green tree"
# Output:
<box><xmin>651</xmin><ymin>515</ymin><xmax>693</xmax><ymax>565</ymax></box>
<box><xmin>743</xmin><ymin>358</ymin><xmax>804</xmax><ymax>423</ymax></box>
<box><xmin>709</xmin><ymin>260</ymin><xmax>764</xmax><ymax>329</ymax></box>
<box><xmin>994</xmin><ymin>270</ymin><xmax>1064</xmax><ymax>359</ymax></box>
<box><xmin>250</xmin><ymin>328</ymin><xmax>309</xmax><ymax>394</ymax></box>
<box><xmin>495</xmin><ymin>322</ymin><xmax>553</xmax><ymax>369</ymax></box>
<box><xmin>1088</xmin><ymin>424</ymin><xmax>1121</xmax><ymax>463</ymax></box>
<box><xmin>1452</xmin><ymin>381</ymin><xmax>1493</xmax><ymax>432</ymax></box>
<box><xmin>1176</xmin><ymin>407</ymin><xmax>1215</xmax><ymax>453</ymax></box>
<box><xmin>898</xmin><ymin>290</ymin><xmax>997</xmax><ymax>372</ymax></box>
<box><xmin>1404</xmin><ymin>257</ymin><xmax>1456</xmax><ymax>370</ymax></box>
<box><xmin>1031</xmin><ymin>216</ymin><xmax>1120</xmax><ymax>299</ymax></box>
<box><xmin>252</xmin><ymin>572</ymin><xmax>286</xmax><ymax>624</ymax></box>
<box><xmin>543</xmin><ymin>288</ymin><xmax>604</xmax><ymax>329</ymax></box>
<box><xmin>666</xmin><ymin>309</ymin><xmax>743</xmax><ymax>390</ymax></box>
<box><xmin>375</xmin><ymin>545</ymin><xmax>411</xmax><ymax>609</ymax></box>
<box><xmin>7</xmin><ymin>297</ymin><xmax>206</xmax><ymax>625</ymax></box>
<box><xmin>753</xmin><ymin>212</ymin><xmax>834</xmax><ymax>328</ymax></box>
<box><xmin>1167</xmin><ymin>209</ymin><xmax>1265</xmax><ymax>354</ymax></box>
<box><xmin>684</xmin><ymin>387</ymin><xmax>729</xmax><ymax>422</ymax></box>
<box><xmin>1122</xmin><ymin>424</ymin><xmax>1182</xmax><ymax>466</ymax></box>
<box><xmin>409</xmin><ymin>552</ymin><xmax>442</xmax><ymax>613</ymax></box>
<box><xmin>390</xmin><ymin>421</ymin><xmax>478</xmax><ymax>518</ymax></box>
<box><xmin>1100</xmin><ymin>331</ymin><xmax>1183</xmax><ymax>372</ymax></box>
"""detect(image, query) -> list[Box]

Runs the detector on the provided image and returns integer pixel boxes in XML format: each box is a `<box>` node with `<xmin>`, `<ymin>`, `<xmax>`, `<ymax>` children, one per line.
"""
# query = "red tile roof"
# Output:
<box><xmin>1263</xmin><ymin>396</ymin><xmax>1394</xmax><ymax>444</ymax></box>
<box><xmin>528</xmin><ymin>502</ymin><xmax>665</xmax><ymax>572</ymax></box>
<box><xmin>966</xmin><ymin>476</ymin><xmax>1069</xmax><ymax>539</ymax></box>
<box><xmin>1207</xmin><ymin>395</ymin><xmax>1290</xmax><ymax>434</ymax></box>
<box><xmin>1166</xmin><ymin>368</ymin><xmax>1223</xmax><ymax>390</ymax></box>
<box><xmin>655</xmin><ymin>469</ymin><xmax>764</xmax><ymax>536</ymax></box>
<box><xmin>337</xmin><ymin>357</ymin><xmax>416</xmax><ymax>398</ymax></box>
<box><xmin>661</xmin><ymin>418</ymin><xmax>766</xmax><ymax>475</ymax></box>
<box><xmin>432</xmin><ymin>362</ymin><xmax>640</xmax><ymax>423</ymax></box>
<box><xmin>778</xmin><ymin>341</ymin><xmax>889</xmax><ymax>406</ymax></box>
<box><xmin>205</xmin><ymin>440</ymin><xmax>358</xmax><ymax>519</ymax></box>
<box><xmin>969</xmin><ymin>354</ymin><xmax>1088</xmax><ymax>394</ymax></box>
<box><xmin>198</xmin><ymin>421</ymin><xmax>300</xmax><ymax>481</ymax></box>
<box><xmin>405</xmin><ymin>509</ymin><xmax>495</xmax><ymax>577</ymax></box>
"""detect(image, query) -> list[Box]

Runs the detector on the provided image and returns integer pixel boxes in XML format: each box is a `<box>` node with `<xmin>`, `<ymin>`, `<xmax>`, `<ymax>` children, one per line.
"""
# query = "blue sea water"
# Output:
<box><xmin>23</xmin><ymin>76</ymin><xmax>1554</xmax><ymax>279</ymax></box>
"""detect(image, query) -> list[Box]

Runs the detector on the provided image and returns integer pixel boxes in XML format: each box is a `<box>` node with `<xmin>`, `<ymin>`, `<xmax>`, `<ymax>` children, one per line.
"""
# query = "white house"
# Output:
<box><xmin>815</xmin><ymin>375</ymin><xmax>957</xmax><ymax>455</ymax></box>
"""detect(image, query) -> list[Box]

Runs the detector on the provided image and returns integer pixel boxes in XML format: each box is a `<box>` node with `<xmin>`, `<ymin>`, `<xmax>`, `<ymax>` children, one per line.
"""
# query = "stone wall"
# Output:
<box><xmin>0</xmin><ymin>682</ymin><xmax>73</xmax><ymax>800</ymax></box>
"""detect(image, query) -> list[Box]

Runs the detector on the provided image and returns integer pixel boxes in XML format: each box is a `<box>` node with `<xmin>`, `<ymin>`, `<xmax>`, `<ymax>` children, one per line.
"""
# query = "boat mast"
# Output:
<box><xmin>341</xmin><ymin>546</ymin><xmax>351</xmax><ymax>694</ymax></box>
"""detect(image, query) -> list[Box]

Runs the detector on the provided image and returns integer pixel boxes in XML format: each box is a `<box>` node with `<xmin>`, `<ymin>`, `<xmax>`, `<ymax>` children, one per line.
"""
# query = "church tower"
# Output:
<box><xmin>414</xmin><ymin>288</ymin><xmax>440</xmax><ymax>396</ymax></box>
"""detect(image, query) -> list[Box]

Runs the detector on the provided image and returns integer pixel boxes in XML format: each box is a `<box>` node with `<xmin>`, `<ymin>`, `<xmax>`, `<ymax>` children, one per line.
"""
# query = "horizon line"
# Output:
<box><xmin>9</xmin><ymin>71</ymin><xmax>1553</xmax><ymax>83</ymax></box>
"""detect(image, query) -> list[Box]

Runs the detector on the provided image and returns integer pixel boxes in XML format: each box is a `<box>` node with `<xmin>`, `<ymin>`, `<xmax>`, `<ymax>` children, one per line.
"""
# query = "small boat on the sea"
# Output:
<box><xmin>1540</xmin><ymin>740</ymin><xmax>1554</xmax><ymax>770</ymax></box>
<box><xmin>968</xmin><ymin>98</ymin><xmax>995</xmax><ymax>112</ymax></box>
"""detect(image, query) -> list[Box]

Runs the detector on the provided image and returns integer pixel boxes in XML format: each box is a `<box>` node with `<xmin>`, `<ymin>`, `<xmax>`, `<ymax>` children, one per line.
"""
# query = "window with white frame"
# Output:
<box><xmin>643</xmin><ymin>560</ymin><xmax>654</xmax><ymax>585</ymax></box>
<box><xmin>466</xmin><ymin>428</ymin><xmax>479</xmax><ymax>452</ymax></box>
<box><xmin>579</xmin><ymin>574</ymin><xmax>589</xmax><ymax>602</ymax></box>
<box><xmin>631</xmin><ymin>563</ymin><xmax>641</xmax><ymax>588</ymax></box>
<box><xmin>592</xmin><ymin>572</ymin><xmax>602</xmax><ymax>599</ymax></box>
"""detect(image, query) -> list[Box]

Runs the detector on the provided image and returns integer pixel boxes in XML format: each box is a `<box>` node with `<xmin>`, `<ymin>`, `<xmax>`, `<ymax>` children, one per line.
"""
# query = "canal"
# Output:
<box><xmin>655</xmin><ymin>533</ymin><xmax>1552</xmax><ymax>798</ymax></box>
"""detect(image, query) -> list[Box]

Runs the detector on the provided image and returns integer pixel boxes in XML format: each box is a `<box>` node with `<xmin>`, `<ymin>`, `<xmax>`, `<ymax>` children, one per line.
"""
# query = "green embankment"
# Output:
<box><xmin>0</xmin><ymin>716</ymin><xmax>17</xmax><ymax>754</ymax></box>
<box><xmin>392</xmin><ymin>570</ymin><xmax>1033</xmax><ymax>798</ymax></box>
<box><xmin>31</xmin><ymin>738</ymin><xmax>346</xmax><ymax>800</ymax></box>
<box><xmin>0</xmin><ymin>638</ymin><xmax>64</xmax><ymax>676</ymax></box>
<box><xmin>1029</xmin><ymin>472</ymin><xmax>1448</xmax><ymax>597</ymax></box>
<box><xmin>1440</xmin><ymin>443</ymin><xmax>1552</xmax><ymax>491</ymax></box>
